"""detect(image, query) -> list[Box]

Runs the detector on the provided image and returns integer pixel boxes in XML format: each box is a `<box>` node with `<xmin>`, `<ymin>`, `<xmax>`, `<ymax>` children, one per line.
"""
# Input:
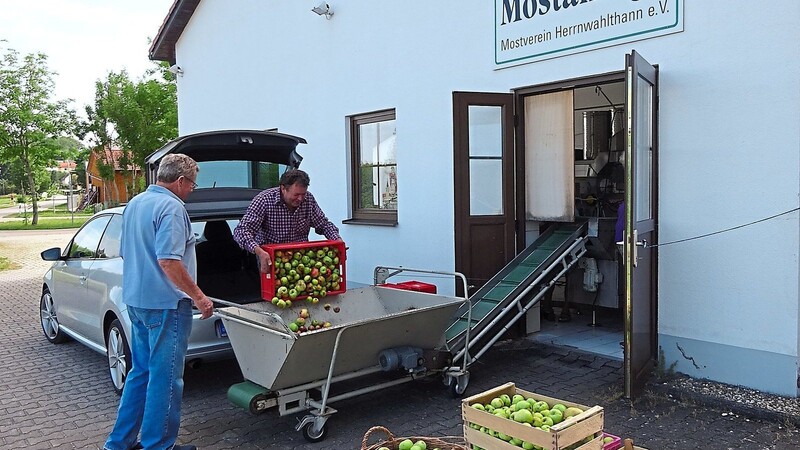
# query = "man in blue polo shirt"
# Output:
<box><xmin>104</xmin><ymin>153</ymin><xmax>213</xmax><ymax>450</ymax></box>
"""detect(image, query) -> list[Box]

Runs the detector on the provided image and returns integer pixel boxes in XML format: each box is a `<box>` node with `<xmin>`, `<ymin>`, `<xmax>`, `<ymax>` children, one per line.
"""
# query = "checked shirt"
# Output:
<box><xmin>233</xmin><ymin>187</ymin><xmax>340</xmax><ymax>253</ymax></box>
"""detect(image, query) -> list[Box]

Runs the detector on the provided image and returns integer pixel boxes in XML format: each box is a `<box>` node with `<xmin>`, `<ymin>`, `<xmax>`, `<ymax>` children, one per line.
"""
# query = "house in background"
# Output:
<box><xmin>148</xmin><ymin>1</ymin><xmax>800</xmax><ymax>398</ymax></box>
<box><xmin>85</xmin><ymin>147</ymin><xmax>140</xmax><ymax>205</ymax></box>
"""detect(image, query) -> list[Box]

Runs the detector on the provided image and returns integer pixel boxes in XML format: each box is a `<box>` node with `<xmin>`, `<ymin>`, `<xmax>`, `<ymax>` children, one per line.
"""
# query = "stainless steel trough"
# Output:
<box><xmin>215</xmin><ymin>285</ymin><xmax>463</xmax><ymax>391</ymax></box>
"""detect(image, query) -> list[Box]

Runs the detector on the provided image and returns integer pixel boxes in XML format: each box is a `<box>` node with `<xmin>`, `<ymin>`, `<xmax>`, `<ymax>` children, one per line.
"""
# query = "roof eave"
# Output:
<box><xmin>149</xmin><ymin>0</ymin><xmax>202</xmax><ymax>63</ymax></box>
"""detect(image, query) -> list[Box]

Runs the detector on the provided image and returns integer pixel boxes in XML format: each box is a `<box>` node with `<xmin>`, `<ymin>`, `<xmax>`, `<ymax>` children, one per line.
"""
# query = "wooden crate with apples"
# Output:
<box><xmin>461</xmin><ymin>382</ymin><xmax>604</xmax><ymax>450</ymax></box>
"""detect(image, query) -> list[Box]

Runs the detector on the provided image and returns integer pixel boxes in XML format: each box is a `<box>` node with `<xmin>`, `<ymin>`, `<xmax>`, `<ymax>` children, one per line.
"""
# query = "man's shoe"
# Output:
<box><xmin>172</xmin><ymin>445</ymin><xmax>198</xmax><ymax>450</ymax></box>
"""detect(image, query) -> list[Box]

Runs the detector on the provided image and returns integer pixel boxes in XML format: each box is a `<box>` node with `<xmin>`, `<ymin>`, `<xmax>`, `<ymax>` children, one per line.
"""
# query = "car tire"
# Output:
<box><xmin>40</xmin><ymin>288</ymin><xmax>69</xmax><ymax>344</ymax></box>
<box><xmin>106</xmin><ymin>318</ymin><xmax>131</xmax><ymax>396</ymax></box>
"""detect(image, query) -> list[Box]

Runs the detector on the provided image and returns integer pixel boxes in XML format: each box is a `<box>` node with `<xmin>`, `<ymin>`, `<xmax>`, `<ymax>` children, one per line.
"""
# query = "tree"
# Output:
<box><xmin>82</xmin><ymin>63</ymin><xmax>178</xmax><ymax>204</ymax></box>
<box><xmin>0</xmin><ymin>46</ymin><xmax>77</xmax><ymax>224</ymax></box>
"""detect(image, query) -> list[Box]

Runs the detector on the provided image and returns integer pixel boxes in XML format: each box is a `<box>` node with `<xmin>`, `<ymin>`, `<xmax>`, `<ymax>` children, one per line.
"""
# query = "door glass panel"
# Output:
<box><xmin>635</xmin><ymin>76</ymin><xmax>652</xmax><ymax>221</ymax></box>
<box><xmin>68</xmin><ymin>215</ymin><xmax>112</xmax><ymax>259</ymax></box>
<box><xmin>469</xmin><ymin>159</ymin><xmax>503</xmax><ymax>215</ymax></box>
<box><xmin>468</xmin><ymin>106</ymin><xmax>503</xmax><ymax>215</ymax></box>
<box><xmin>97</xmin><ymin>215</ymin><xmax>122</xmax><ymax>259</ymax></box>
<box><xmin>468</xmin><ymin>106</ymin><xmax>502</xmax><ymax>157</ymax></box>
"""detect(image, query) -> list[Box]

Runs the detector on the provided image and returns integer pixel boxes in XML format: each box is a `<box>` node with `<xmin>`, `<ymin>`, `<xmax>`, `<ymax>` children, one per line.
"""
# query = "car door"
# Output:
<box><xmin>83</xmin><ymin>213</ymin><xmax>124</xmax><ymax>344</ymax></box>
<box><xmin>53</xmin><ymin>215</ymin><xmax>112</xmax><ymax>338</ymax></box>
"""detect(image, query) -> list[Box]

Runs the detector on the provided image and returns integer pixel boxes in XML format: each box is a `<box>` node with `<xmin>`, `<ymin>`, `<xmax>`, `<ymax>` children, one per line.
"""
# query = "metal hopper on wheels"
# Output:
<box><xmin>215</xmin><ymin>267</ymin><xmax>472</xmax><ymax>443</ymax></box>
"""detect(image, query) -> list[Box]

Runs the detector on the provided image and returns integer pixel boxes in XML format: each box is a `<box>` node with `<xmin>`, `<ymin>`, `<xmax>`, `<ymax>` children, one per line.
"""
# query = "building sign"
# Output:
<box><xmin>495</xmin><ymin>0</ymin><xmax>683</xmax><ymax>67</ymax></box>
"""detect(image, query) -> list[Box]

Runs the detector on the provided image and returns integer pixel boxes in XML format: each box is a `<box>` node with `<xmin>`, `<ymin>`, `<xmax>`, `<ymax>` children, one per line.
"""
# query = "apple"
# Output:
<box><xmin>276</xmin><ymin>299</ymin><xmax>286</xmax><ymax>309</ymax></box>
<box><xmin>299</xmin><ymin>308</ymin><xmax>309</xmax><ymax>318</ymax></box>
<box><xmin>512</xmin><ymin>394</ymin><xmax>525</xmax><ymax>405</ymax></box>
<box><xmin>414</xmin><ymin>440</ymin><xmax>426</xmax><ymax>450</ymax></box>
<box><xmin>284</xmin><ymin>300</ymin><xmax>292</xmax><ymax>308</ymax></box>
<box><xmin>490</xmin><ymin>398</ymin><xmax>504</xmax><ymax>409</ymax></box>
<box><xmin>288</xmin><ymin>322</ymin><xmax>299</xmax><ymax>332</ymax></box>
<box><xmin>564</xmin><ymin>406</ymin><xmax>583</xmax><ymax>419</ymax></box>
<box><xmin>398</xmin><ymin>439</ymin><xmax>414</xmax><ymax>450</ymax></box>
<box><xmin>270</xmin><ymin>297</ymin><xmax>279</xmax><ymax>305</ymax></box>
<box><xmin>552</xmin><ymin>403</ymin><xmax>567</xmax><ymax>413</ymax></box>
<box><xmin>512</xmin><ymin>409</ymin><xmax>533</xmax><ymax>424</ymax></box>
<box><xmin>323</xmin><ymin>321</ymin><xmax>331</xmax><ymax>328</ymax></box>
<box><xmin>471</xmin><ymin>403</ymin><xmax>485</xmax><ymax>411</ymax></box>
<box><xmin>276</xmin><ymin>286</ymin><xmax>288</xmax><ymax>298</ymax></box>
<box><xmin>500</xmin><ymin>394</ymin><xmax>511</xmax><ymax>406</ymax></box>
<box><xmin>288</xmin><ymin>289</ymin><xmax>298</xmax><ymax>299</ymax></box>
<box><xmin>295</xmin><ymin>317</ymin><xmax>306</xmax><ymax>325</ymax></box>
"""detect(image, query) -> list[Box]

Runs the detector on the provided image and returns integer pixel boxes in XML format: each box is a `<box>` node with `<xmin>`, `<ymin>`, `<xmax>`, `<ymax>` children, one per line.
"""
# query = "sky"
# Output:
<box><xmin>1</xmin><ymin>0</ymin><xmax>175</xmax><ymax>115</ymax></box>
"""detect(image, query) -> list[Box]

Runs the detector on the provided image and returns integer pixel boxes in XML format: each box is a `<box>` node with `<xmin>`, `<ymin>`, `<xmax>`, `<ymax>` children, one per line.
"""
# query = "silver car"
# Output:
<box><xmin>40</xmin><ymin>130</ymin><xmax>306</xmax><ymax>393</ymax></box>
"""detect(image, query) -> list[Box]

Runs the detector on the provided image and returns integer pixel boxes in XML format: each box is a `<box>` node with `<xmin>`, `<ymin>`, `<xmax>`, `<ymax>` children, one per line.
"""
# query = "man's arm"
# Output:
<box><xmin>159</xmin><ymin>259</ymin><xmax>214</xmax><ymax>319</ymax></box>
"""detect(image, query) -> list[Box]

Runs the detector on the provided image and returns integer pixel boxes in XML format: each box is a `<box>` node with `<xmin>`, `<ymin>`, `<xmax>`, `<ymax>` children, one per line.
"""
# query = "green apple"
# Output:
<box><xmin>490</xmin><ymin>397</ymin><xmax>504</xmax><ymax>409</ymax></box>
<box><xmin>515</xmin><ymin>400</ymin><xmax>531</xmax><ymax>411</ymax></box>
<box><xmin>288</xmin><ymin>322</ymin><xmax>299</xmax><ymax>332</ymax></box>
<box><xmin>500</xmin><ymin>394</ymin><xmax>511</xmax><ymax>406</ymax></box>
<box><xmin>497</xmin><ymin>432</ymin><xmax>512</xmax><ymax>442</ymax></box>
<box><xmin>522</xmin><ymin>442</ymin><xmax>534</xmax><ymax>450</ymax></box>
<box><xmin>549</xmin><ymin>409</ymin><xmax>563</xmax><ymax>424</ymax></box>
<box><xmin>512</xmin><ymin>394</ymin><xmax>525</xmax><ymax>404</ymax></box>
<box><xmin>471</xmin><ymin>403</ymin><xmax>485</xmax><ymax>411</ymax></box>
<box><xmin>509</xmin><ymin>437</ymin><xmax>523</xmax><ymax>446</ymax></box>
<box><xmin>563</xmin><ymin>406</ymin><xmax>583</xmax><ymax>419</ymax></box>
<box><xmin>552</xmin><ymin>403</ymin><xmax>567</xmax><ymax>413</ymax></box>
<box><xmin>398</xmin><ymin>439</ymin><xmax>414</xmax><ymax>450</ymax></box>
<box><xmin>514</xmin><ymin>409</ymin><xmax>534</xmax><ymax>424</ymax></box>
<box><xmin>414</xmin><ymin>441</ymin><xmax>427</xmax><ymax>450</ymax></box>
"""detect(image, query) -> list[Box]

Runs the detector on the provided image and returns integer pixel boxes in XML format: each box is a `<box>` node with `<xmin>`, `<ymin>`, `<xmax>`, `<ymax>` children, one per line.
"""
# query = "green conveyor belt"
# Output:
<box><xmin>445</xmin><ymin>222</ymin><xmax>587</xmax><ymax>349</ymax></box>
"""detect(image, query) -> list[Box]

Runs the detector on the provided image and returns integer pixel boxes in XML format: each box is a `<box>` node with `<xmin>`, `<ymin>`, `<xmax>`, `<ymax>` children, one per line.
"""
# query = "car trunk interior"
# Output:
<box><xmin>195</xmin><ymin>219</ymin><xmax>264</xmax><ymax>304</ymax></box>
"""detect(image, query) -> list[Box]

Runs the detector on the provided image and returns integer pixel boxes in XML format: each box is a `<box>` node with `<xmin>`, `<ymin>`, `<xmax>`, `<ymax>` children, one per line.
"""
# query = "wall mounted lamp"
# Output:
<box><xmin>311</xmin><ymin>2</ymin><xmax>334</xmax><ymax>19</ymax></box>
<box><xmin>168</xmin><ymin>64</ymin><xmax>184</xmax><ymax>77</ymax></box>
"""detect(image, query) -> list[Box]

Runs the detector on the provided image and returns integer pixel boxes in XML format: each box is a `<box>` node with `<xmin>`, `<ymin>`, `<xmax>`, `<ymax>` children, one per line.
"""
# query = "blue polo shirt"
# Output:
<box><xmin>121</xmin><ymin>185</ymin><xmax>196</xmax><ymax>309</ymax></box>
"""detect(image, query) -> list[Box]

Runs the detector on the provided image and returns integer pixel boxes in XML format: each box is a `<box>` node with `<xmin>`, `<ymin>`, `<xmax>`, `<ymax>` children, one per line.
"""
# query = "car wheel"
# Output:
<box><xmin>40</xmin><ymin>288</ymin><xmax>69</xmax><ymax>344</ymax></box>
<box><xmin>107</xmin><ymin>319</ymin><xmax>131</xmax><ymax>395</ymax></box>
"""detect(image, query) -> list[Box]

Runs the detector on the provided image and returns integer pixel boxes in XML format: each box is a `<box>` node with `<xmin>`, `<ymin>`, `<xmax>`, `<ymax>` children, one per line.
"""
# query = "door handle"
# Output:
<box><xmin>633</xmin><ymin>230</ymin><xmax>639</xmax><ymax>268</ymax></box>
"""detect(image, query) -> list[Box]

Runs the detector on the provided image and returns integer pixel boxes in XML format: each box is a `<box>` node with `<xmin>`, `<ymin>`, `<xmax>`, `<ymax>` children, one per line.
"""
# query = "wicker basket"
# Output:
<box><xmin>361</xmin><ymin>426</ymin><xmax>469</xmax><ymax>450</ymax></box>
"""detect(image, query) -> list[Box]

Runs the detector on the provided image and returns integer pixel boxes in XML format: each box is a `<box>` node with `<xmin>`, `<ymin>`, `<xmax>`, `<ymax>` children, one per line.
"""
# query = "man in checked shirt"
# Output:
<box><xmin>233</xmin><ymin>169</ymin><xmax>341</xmax><ymax>271</ymax></box>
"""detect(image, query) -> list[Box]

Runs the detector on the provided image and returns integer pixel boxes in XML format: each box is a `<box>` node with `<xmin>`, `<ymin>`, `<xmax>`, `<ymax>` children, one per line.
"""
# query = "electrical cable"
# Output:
<box><xmin>650</xmin><ymin>206</ymin><xmax>800</xmax><ymax>248</ymax></box>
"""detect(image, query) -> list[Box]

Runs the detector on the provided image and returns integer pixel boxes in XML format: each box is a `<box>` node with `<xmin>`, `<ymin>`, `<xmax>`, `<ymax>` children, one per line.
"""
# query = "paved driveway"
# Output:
<box><xmin>0</xmin><ymin>230</ymin><xmax>798</xmax><ymax>449</ymax></box>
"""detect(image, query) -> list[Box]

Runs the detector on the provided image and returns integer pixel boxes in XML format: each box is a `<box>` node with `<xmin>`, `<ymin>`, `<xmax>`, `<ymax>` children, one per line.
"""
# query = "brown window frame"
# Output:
<box><xmin>345</xmin><ymin>108</ymin><xmax>398</xmax><ymax>225</ymax></box>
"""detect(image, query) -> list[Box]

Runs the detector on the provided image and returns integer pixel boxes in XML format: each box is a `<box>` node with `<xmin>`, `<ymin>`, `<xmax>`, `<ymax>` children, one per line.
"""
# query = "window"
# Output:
<box><xmin>97</xmin><ymin>215</ymin><xmax>123</xmax><ymax>259</ymax></box>
<box><xmin>68</xmin><ymin>215</ymin><xmax>112</xmax><ymax>259</ymax></box>
<box><xmin>347</xmin><ymin>109</ymin><xmax>397</xmax><ymax>224</ymax></box>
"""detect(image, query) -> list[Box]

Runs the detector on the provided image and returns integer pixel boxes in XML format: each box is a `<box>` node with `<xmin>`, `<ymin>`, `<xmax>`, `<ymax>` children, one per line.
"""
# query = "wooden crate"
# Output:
<box><xmin>462</xmin><ymin>382</ymin><xmax>604</xmax><ymax>450</ymax></box>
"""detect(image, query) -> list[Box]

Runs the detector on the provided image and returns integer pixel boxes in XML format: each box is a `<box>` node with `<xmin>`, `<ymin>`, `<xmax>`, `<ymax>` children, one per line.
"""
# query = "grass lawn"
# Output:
<box><xmin>0</xmin><ymin>217</ymin><xmax>88</xmax><ymax>230</ymax></box>
<box><xmin>0</xmin><ymin>197</ymin><xmax>16</xmax><ymax>208</ymax></box>
<box><xmin>9</xmin><ymin>205</ymin><xmax>94</xmax><ymax>218</ymax></box>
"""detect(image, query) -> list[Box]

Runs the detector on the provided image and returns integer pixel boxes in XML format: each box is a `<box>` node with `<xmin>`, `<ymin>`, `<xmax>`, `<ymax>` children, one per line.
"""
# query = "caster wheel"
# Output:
<box><xmin>449</xmin><ymin>373</ymin><xmax>469</xmax><ymax>398</ymax></box>
<box><xmin>301</xmin><ymin>421</ymin><xmax>328</xmax><ymax>443</ymax></box>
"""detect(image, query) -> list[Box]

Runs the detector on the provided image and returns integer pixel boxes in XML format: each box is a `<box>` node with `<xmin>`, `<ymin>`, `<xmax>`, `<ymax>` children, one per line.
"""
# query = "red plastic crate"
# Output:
<box><xmin>602</xmin><ymin>432</ymin><xmax>621</xmax><ymax>450</ymax></box>
<box><xmin>260</xmin><ymin>239</ymin><xmax>346</xmax><ymax>302</ymax></box>
<box><xmin>380</xmin><ymin>280</ymin><xmax>437</xmax><ymax>294</ymax></box>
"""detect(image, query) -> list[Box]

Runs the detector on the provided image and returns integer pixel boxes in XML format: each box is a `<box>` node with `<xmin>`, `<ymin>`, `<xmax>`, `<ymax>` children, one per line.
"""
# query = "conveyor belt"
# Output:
<box><xmin>445</xmin><ymin>221</ymin><xmax>589</xmax><ymax>367</ymax></box>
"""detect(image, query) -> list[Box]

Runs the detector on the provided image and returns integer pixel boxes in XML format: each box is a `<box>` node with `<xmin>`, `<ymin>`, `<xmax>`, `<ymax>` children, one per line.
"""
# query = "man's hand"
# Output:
<box><xmin>194</xmin><ymin>294</ymin><xmax>214</xmax><ymax>320</ymax></box>
<box><xmin>254</xmin><ymin>246</ymin><xmax>272</xmax><ymax>274</ymax></box>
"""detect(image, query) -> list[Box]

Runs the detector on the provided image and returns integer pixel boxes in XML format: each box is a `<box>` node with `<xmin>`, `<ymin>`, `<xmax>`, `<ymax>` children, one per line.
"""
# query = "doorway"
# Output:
<box><xmin>452</xmin><ymin>51</ymin><xmax>659</xmax><ymax>398</ymax></box>
<box><xmin>520</xmin><ymin>78</ymin><xmax>627</xmax><ymax>361</ymax></box>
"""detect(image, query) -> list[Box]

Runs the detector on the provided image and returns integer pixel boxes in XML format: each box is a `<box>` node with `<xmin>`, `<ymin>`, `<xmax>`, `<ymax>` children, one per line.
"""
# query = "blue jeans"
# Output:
<box><xmin>104</xmin><ymin>299</ymin><xmax>193</xmax><ymax>450</ymax></box>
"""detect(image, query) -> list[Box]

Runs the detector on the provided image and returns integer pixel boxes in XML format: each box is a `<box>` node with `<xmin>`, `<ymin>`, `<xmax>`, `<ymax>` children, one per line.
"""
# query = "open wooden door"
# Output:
<box><xmin>623</xmin><ymin>50</ymin><xmax>659</xmax><ymax>399</ymax></box>
<box><xmin>453</xmin><ymin>92</ymin><xmax>516</xmax><ymax>297</ymax></box>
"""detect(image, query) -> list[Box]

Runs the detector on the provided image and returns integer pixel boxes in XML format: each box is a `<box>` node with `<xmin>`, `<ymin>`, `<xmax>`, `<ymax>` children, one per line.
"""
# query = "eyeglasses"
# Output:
<box><xmin>183</xmin><ymin>176</ymin><xmax>198</xmax><ymax>190</ymax></box>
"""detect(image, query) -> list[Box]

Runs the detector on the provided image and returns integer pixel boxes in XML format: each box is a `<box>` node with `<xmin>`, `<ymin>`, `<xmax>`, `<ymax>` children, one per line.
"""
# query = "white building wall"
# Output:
<box><xmin>171</xmin><ymin>1</ymin><xmax>800</xmax><ymax>395</ymax></box>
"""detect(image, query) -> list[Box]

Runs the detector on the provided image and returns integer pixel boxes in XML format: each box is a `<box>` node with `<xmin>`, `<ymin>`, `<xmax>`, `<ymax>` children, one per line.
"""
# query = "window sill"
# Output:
<box><xmin>342</xmin><ymin>218</ymin><xmax>398</xmax><ymax>227</ymax></box>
